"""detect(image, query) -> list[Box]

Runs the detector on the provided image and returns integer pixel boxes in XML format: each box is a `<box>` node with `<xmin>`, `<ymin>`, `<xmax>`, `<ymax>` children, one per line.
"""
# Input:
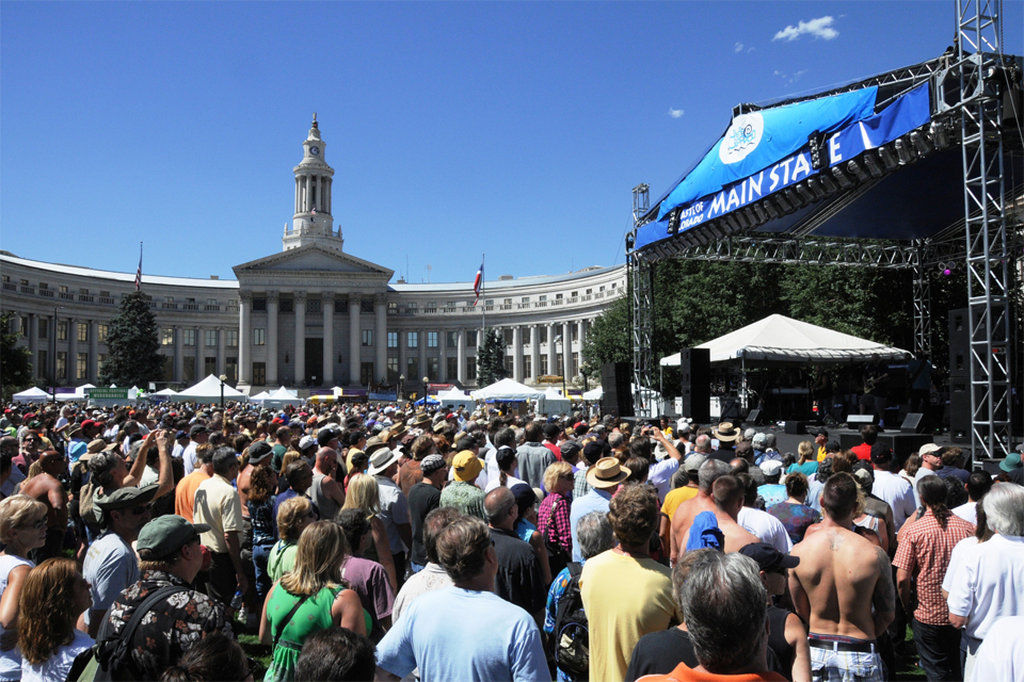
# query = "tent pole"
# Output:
<box><xmin>740</xmin><ymin>355</ymin><xmax>748</xmax><ymax>413</ymax></box>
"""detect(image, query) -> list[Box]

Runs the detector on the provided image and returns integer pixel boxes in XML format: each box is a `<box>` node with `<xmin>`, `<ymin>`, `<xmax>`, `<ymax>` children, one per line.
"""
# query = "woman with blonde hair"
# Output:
<box><xmin>18</xmin><ymin>558</ymin><xmax>93</xmax><ymax>681</ymax></box>
<box><xmin>0</xmin><ymin>495</ymin><xmax>48</xmax><ymax>681</ymax></box>
<box><xmin>267</xmin><ymin>496</ymin><xmax>314</xmax><ymax>584</ymax></box>
<box><xmin>340</xmin><ymin>473</ymin><xmax>398</xmax><ymax>590</ymax></box>
<box><xmin>259</xmin><ymin>521</ymin><xmax>366</xmax><ymax>682</ymax></box>
<box><xmin>786</xmin><ymin>440</ymin><xmax>819</xmax><ymax>476</ymax></box>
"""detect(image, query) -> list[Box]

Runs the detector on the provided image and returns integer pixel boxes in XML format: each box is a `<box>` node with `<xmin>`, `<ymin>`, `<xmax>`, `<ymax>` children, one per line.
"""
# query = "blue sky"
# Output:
<box><xmin>3</xmin><ymin>1</ymin><xmax>1020</xmax><ymax>284</ymax></box>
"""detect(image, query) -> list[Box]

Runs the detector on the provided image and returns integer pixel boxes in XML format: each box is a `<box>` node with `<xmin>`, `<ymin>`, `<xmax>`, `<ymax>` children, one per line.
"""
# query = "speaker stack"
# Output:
<box><xmin>600</xmin><ymin>362</ymin><xmax>635</xmax><ymax>417</ymax></box>
<box><xmin>948</xmin><ymin>308</ymin><xmax>970</xmax><ymax>439</ymax></box>
<box><xmin>679</xmin><ymin>348</ymin><xmax>711</xmax><ymax>423</ymax></box>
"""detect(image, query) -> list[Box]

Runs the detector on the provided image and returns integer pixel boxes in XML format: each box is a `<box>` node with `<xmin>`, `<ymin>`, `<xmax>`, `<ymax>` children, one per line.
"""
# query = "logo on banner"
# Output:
<box><xmin>719</xmin><ymin>112</ymin><xmax>764</xmax><ymax>165</ymax></box>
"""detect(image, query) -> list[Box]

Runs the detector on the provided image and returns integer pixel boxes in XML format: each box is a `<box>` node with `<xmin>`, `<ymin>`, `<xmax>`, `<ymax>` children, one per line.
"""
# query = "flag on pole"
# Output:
<box><xmin>472</xmin><ymin>262</ymin><xmax>483</xmax><ymax>306</ymax></box>
<box><xmin>135</xmin><ymin>243</ymin><xmax>143</xmax><ymax>291</ymax></box>
<box><xmin>311</xmin><ymin>206</ymin><xmax>317</xmax><ymax>223</ymax></box>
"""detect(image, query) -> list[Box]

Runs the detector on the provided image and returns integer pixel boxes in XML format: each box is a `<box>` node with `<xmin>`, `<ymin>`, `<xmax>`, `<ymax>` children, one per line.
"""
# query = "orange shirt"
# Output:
<box><xmin>174</xmin><ymin>469</ymin><xmax>212</xmax><ymax>521</ymax></box>
<box><xmin>638</xmin><ymin>661</ymin><xmax>786</xmax><ymax>682</ymax></box>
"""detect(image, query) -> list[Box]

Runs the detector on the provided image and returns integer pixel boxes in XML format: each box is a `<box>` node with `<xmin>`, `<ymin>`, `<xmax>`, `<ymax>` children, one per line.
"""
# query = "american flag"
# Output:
<box><xmin>134</xmin><ymin>243</ymin><xmax>142</xmax><ymax>291</ymax></box>
<box><xmin>311</xmin><ymin>206</ymin><xmax>317</xmax><ymax>222</ymax></box>
<box><xmin>472</xmin><ymin>262</ymin><xmax>483</xmax><ymax>306</ymax></box>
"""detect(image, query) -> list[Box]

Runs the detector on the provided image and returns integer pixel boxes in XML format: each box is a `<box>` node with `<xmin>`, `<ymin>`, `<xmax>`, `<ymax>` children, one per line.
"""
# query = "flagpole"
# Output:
<box><xmin>480</xmin><ymin>253</ymin><xmax>486</xmax><ymax>340</ymax></box>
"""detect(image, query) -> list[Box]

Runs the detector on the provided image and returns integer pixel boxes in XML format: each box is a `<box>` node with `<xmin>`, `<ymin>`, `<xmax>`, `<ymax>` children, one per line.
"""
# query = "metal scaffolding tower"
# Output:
<box><xmin>954</xmin><ymin>0</ymin><xmax>1014</xmax><ymax>459</ymax></box>
<box><xmin>629</xmin><ymin>184</ymin><xmax>654</xmax><ymax>418</ymax></box>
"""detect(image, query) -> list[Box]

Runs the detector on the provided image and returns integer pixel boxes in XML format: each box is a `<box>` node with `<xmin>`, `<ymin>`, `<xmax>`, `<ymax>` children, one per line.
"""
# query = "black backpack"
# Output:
<box><xmin>551</xmin><ymin>561</ymin><xmax>589</xmax><ymax>680</ymax></box>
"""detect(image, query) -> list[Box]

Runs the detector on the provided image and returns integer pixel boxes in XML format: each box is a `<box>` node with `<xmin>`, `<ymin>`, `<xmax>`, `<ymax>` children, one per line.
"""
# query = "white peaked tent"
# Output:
<box><xmin>170</xmin><ymin>374</ymin><xmax>248</xmax><ymax>402</ymax></box>
<box><xmin>12</xmin><ymin>387</ymin><xmax>50</xmax><ymax>403</ymax></box>
<box><xmin>153</xmin><ymin>388</ymin><xmax>178</xmax><ymax>396</ymax></box>
<box><xmin>249</xmin><ymin>390</ymin><xmax>271</xmax><ymax>402</ymax></box>
<box><xmin>471</xmin><ymin>378</ymin><xmax>544</xmax><ymax>401</ymax></box>
<box><xmin>537</xmin><ymin>386</ymin><xmax>571</xmax><ymax>415</ymax></box>
<box><xmin>259</xmin><ymin>386</ymin><xmax>303</xmax><ymax>408</ymax></box>
<box><xmin>437</xmin><ymin>387</ymin><xmax>474</xmax><ymax>410</ymax></box>
<box><xmin>56</xmin><ymin>383</ymin><xmax>96</xmax><ymax>402</ymax></box>
<box><xmin>660</xmin><ymin>314</ymin><xmax>913</xmax><ymax>366</ymax></box>
<box><xmin>583</xmin><ymin>386</ymin><xmax>604</xmax><ymax>401</ymax></box>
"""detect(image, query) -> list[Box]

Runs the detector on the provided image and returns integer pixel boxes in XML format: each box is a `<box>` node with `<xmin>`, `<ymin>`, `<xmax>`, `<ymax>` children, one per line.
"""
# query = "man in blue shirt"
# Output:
<box><xmin>569</xmin><ymin>457</ymin><xmax>630</xmax><ymax>562</ymax></box>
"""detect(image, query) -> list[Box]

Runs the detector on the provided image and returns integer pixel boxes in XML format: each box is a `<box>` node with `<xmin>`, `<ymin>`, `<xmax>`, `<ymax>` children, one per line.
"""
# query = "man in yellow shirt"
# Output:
<box><xmin>658</xmin><ymin>454</ymin><xmax>705</xmax><ymax>552</ymax></box>
<box><xmin>814</xmin><ymin>428</ymin><xmax>829</xmax><ymax>462</ymax></box>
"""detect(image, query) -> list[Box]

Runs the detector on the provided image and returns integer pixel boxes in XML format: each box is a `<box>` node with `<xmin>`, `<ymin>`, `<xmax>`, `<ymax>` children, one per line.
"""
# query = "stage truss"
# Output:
<box><xmin>626</xmin><ymin>1</ymin><xmax>1022</xmax><ymax>459</ymax></box>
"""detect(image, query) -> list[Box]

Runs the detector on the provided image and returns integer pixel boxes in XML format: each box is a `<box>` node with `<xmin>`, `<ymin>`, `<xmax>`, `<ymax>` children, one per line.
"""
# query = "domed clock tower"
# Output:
<box><xmin>282</xmin><ymin>114</ymin><xmax>342</xmax><ymax>251</ymax></box>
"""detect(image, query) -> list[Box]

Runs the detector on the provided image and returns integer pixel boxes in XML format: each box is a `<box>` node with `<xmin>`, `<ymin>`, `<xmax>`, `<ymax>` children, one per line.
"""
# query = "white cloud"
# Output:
<box><xmin>668</xmin><ymin>108</ymin><xmax>685</xmax><ymax>119</ymax></box>
<box><xmin>772</xmin><ymin>69</ymin><xmax>809</xmax><ymax>85</ymax></box>
<box><xmin>772</xmin><ymin>16</ymin><xmax>839</xmax><ymax>42</ymax></box>
<box><xmin>734</xmin><ymin>42</ymin><xmax>744</xmax><ymax>53</ymax></box>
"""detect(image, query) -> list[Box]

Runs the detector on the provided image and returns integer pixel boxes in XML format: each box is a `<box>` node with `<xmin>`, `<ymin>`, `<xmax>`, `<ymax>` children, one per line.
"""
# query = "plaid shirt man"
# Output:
<box><xmin>893</xmin><ymin>510</ymin><xmax>975</xmax><ymax>624</ymax></box>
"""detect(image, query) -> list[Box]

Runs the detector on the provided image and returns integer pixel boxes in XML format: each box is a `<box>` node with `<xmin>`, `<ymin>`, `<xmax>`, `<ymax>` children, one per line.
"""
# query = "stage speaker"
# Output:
<box><xmin>679</xmin><ymin>348</ymin><xmax>711</xmax><ymax>423</ymax></box>
<box><xmin>600</xmin><ymin>362</ymin><xmax>634</xmax><ymax>417</ymax></box>
<box><xmin>900</xmin><ymin>412</ymin><xmax>926</xmax><ymax>434</ymax></box>
<box><xmin>746</xmin><ymin>408</ymin><xmax>763</xmax><ymax>425</ymax></box>
<box><xmin>948</xmin><ymin>374</ymin><xmax>971</xmax><ymax>438</ymax></box>
<box><xmin>948</xmin><ymin>308</ymin><xmax>969</xmax><ymax>376</ymax></box>
<box><xmin>784</xmin><ymin>420</ymin><xmax>807</xmax><ymax>435</ymax></box>
<box><xmin>847</xmin><ymin>414</ymin><xmax>878</xmax><ymax>427</ymax></box>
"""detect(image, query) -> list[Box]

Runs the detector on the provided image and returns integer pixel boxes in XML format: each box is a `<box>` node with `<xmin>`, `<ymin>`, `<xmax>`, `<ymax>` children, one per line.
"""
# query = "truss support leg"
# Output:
<box><xmin>912</xmin><ymin>239</ymin><xmax>932</xmax><ymax>360</ymax></box>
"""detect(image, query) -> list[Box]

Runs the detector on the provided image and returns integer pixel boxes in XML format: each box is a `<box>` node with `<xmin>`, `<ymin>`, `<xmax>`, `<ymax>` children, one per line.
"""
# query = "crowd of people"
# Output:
<box><xmin>0</xmin><ymin>401</ymin><xmax>1022</xmax><ymax>681</ymax></box>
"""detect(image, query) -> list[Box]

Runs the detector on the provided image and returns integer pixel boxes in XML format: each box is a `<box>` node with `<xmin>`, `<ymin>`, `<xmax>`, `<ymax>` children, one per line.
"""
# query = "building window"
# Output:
<box><xmin>162</xmin><ymin>329</ymin><xmax>174</xmax><ymax>346</ymax></box>
<box><xmin>252</xmin><ymin>362</ymin><xmax>266</xmax><ymax>386</ymax></box>
<box><xmin>446</xmin><ymin>331</ymin><xmax>458</xmax><ymax>347</ymax></box>
<box><xmin>571</xmin><ymin>325</ymin><xmax>579</xmax><ymax>342</ymax></box>
<box><xmin>334</xmin><ymin>299</ymin><xmax>344</xmax><ymax>313</ymax></box>
<box><xmin>183</xmin><ymin>357</ymin><xmax>196</xmax><ymax>382</ymax></box>
<box><xmin>571</xmin><ymin>352</ymin><xmax>579</xmax><ymax>377</ymax></box>
<box><xmin>76</xmin><ymin>353</ymin><xmax>88</xmax><ymax>380</ymax></box>
<box><xmin>56</xmin><ymin>352</ymin><xmax>67</xmax><ymax>380</ymax></box>
<box><xmin>427</xmin><ymin>331</ymin><xmax>438</xmax><ymax>348</ymax></box>
<box><xmin>467</xmin><ymin>357</ymin><xmax>477</xmax><ymax>381</ymax></box>
<box><xmin>406</xmin><ymin>357</ymin><xmax>419</xmax><ymax>378</ymax></box>
<box><xmin>98</xmin><ymin>353</ymin><xmax>106</xmax><ymax>369</ymax></box>
<box><xmin>539</xmin><ymin>295</ymin><xmax>547</xmax><ymax>302</ymax></box>
<box><xmin>306</xmin><ymin>298</ymin><xmax>321</xmax><ymax>314</ymax></box>
<box><xmin>386</xmin><ymin>357</ymin><xmax>399</xmax><ymax>382</ymax></box>
<box><xmin>360</xmin><ymin>362</ymin><xmax>374</xmax><ymax>385</ymax></box>
<box><xmin>279</xmin><ymin>298</ymin><xmax>293</xmax><ymax>313</ymax></box>
<box><xmin>407</xmin><ymin>331</ymin><xmax>418</xmax><ymax>349</ymax></box>
<box><xmin>427</xmin><ymin>357</ymin><xmax>440</xmax><ymax>378</ymax></box>
<box><xmin>225</xmin><ymin>358</ymin><xmax>238</xmax><ymax>382</ymax></box>
<box><xmin>362</xmin><ymin>329</ymin><xmax>373</xmax><ymax>347</ymax></box>
<box><xmin>467</xmin><ymin>333</ymin><xmax>476</xmax><ymax>348</ymax></box>
<box><xmin>521</xmin><ymin>296</ymin><xmax>530</xmax><ymax>303</ymax></box>
<box><xmin>182</xmin><ymin>329</ymin><xmax>196</xmax><ymax>347</ymax></box>
<box><xmin>59</xmin><ymin>285</ymin><xmax>68</xmax><ymax>294</ymax></box>
<box><xmin>524</xmin><ymin>355</ymin><xmax>532</xmax><ymax>378</ymax></box>
<box><xmin>387</xmin><ymin>332</ymin><xmax>398</xmax><ymax>349</ymax></box>
<box><xmin>253</xmin><ymin>328</ymin><xmax>265</xmax><ymax>346</ymax></box>
<box><xmin>205</xmin><ymin>329</ymin><xmax>217</xmax><ymax>347</ymax></box>
<box><xmin>252</xmin><ymin>297</ymin><xmax>266</xmax><ymax>312</ymax></box>
<box><xmin>38</xmin><ymin>319</ymin><xmax>49</xmax><ymax>339</ymax></box>
<box><xmin>555</xmin><ymin>293</ymin><xmax>564</xmax><ymax>301</ymax></box>
<box><xmin>502</xmin><ymin>329</ymin><xmax>513</xmax><ymax>345</ymax></box>
<box><xmin>57</xmin><ymin>321</ymin><xmax>68</xmax><ymax>341</ymax></box>
<box><xmin>227</xmin><ymin>330</ymin><xmax>239</xmax><ymax>347</ymax></box>
<box><xmin>37</xmin><ymin>351</ymin><xmax>48</xmax><ymax>378</ymax></box>
<box><xmin>539</xmin><ymin>327</ymin><xmax>547</xmax><ymax>343</ymax></box>
<box><xmin>361</xmin><ymin>299</ymin><xmax>374</xmax><ymax>314</ymax></box>
<box><xmin>446</xmin><ymin>357</ymin><xmax>458</xmax><ymax>379</ymax></box>
<box><xmin>204</xmin><ymin>357</ymin><xmax>217</xmax><ymax>376</ymax></box>
<box><xmin>98</xmin><ymin>324</ymin><xmax>108</xmax><ymax>342</ymax></box>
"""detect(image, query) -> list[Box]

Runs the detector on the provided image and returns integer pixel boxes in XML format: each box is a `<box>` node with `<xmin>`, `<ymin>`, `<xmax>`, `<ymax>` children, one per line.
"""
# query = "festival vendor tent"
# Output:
<box><xmin>536</xmin><ymin>386</ymin><xmax>571</xmax><ymax>416</ymax></box>
<box><xmin>12</xmin><ymin>387</ymin><xmax>50</xmax><ymax>403</ymax></box>
<box><xmin>258</xmin><ymin>387</ymin><xmax>303</xmax><ymax>408</ymax></box>
<box><xmin>153</xmin><ymin>388</ymin><xmax>179</xmax><ymax>397</ymax></box>
<box><xmin>413</xmin><ymin>396</ymin><xmax>440</xmax><ymax>406</ymax></box>
<box><xmin>149</xmin><ymin>387</ymin><xmax>178</xmax><ymax>403</ymax></box>
<box><xmin>582</xmin><ymin>386</ymin><xmax>604</xmax><ymax>401</ymax></box>
<box><xmin>56</xmin><ymin>383</ymin><xmax>96</xmax><ymax>402</ymax></box>
<box><xmin>437</xmin><ymin>387</ymin><xmax>474</xmax><ymax>410</ymax></box>
<box><xmin>471</xmin><ymin>378</ymin><xmax>544</xmax><ymax>401</ymax></box>
<box><xmin>659</xmin><ymin>314</ymin><xmax>912</xmax><ymax>366</ymax></box>
<box><xmin>169</xmin><ymin>374</ymin><xmax>248</xmax><ymax>402</ymax></box>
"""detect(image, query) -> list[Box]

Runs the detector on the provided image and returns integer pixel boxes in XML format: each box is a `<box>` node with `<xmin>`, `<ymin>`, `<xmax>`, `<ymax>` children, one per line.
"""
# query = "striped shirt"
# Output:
<box><xmin>893</xmin><ymin>510</ymin><xmax>975</xmax><ymax>625</ymax></box>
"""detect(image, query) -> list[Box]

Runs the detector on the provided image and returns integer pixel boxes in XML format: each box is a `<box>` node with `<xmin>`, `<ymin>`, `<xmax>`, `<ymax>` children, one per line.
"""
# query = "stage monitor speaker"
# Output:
<box><xmin>679</xmin><ymin>348</ymin><xmax>711</xmax><ymax>423</ymax></box>
<box><xmin>900</xmin><ymin>412</ymin><xmax>926</xmax><ymax>434</ymax></box>
<box><xmin>746</xmin><ymin>408</ymin><xmax>763</xmax><ymax>425</ymax></box>
<box><xmin>948</xmin><ymin>308</ymin><xmax>969</xmax><ymax>376</ymax></box>
<box><xmin>948</xmin><ymin>374</ymin><xmax>970</xmax><ymax>438</ymax></box>
<box><xmin>600</xmin><ymin>362</ymin><xmax>634</xmax><ymax>417</ymax></box>
<box><xmin>847</xmin><ymin>414</ymin><xmax>878</xmax><ymax>427</ymax></box>
<box><xmin>784</xmin><ymin>420</ymin><xmax>807</xmax><ymax>435</ymax></box>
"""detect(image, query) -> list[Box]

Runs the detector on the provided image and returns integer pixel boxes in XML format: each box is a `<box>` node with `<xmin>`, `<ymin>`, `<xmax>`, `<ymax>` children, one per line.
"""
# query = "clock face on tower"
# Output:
<box><xmin>310</xmin><ymin>145</ymin><xmax>320</xmax><ymax>156</ymax></box>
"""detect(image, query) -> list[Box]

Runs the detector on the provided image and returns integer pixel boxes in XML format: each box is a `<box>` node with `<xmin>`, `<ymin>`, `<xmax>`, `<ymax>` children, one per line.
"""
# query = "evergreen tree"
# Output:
<box><xmin>477</xmin><ymin>328</ymin><xmax>508</xmax><ymax>386</ymax></box>
<box><xmin>0</xmin><ymin>312</ymin><xmax>33</xmax><ymax>401</ymax></box>
<box><xmin>99</xmin><ymin>291</ymin><xmax>163</xmax><ymax>387</ymax></box>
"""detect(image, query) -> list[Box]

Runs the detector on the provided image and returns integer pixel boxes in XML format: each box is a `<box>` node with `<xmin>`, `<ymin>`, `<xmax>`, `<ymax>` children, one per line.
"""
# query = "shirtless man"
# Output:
<box><xmin>709</xmin><ymin>475</ymin><xmax>760</xmax><ymax>553</ymax></box>
<box><xmin>788</xmin><ymin>472</ymin><xmax>895</xmax><ymax>682</ymax></box>
<box><xmin>20</xmin><ymin>449</ymin><xmax>69</xmax><ymax>561</ymax></box>
<box><xmin>670</xmin><ymin>459</ymin><xmax>730</xmax><ymax>562</ymax></box>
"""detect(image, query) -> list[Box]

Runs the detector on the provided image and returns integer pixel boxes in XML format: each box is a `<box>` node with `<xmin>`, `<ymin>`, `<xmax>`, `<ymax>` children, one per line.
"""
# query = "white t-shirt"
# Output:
<box><xmin>21</xmin><ymin>630</ymin><xmax>94</xmax><ymax>682</ymax></box>
<box><xmin>871</xmin><ymin>469</ymin><xmax>917</xmax><ymax>530</ymax></box>
<box><xmin>946</xmin><ymin>534</ymin><xmax>1024</xmax><ymax>641</ymax></box>
<box><xmin>83</xmin><ymin>532</ymin><xmax>139</xmax><ymax>624</ymax></box>
<box><xmin>484</xmin><ymin>474</ymin><xmax>528</xmax><ymax>493</ymax></box>
<box><xmin>0</xmin><ymin>555</ymin><xmax>34</xmax><ymax>680</ymax></box>
<box><xmin>738</xmin><ymin>506</ymin><xmax>793</xmax><ymax>553</ymax></box>
<box><xmin>647</xmin><ymin>457</ymin><xmax>680</xmax><ymax>502</ymax></box>
<box><xmin>952</xmin><ymin>501</ymin><xmax>978</xmax><ymax>526</ymax></box>
<box><xmin>969</xmin><ymin>615</ymin><xmax>1024</xmax><ymax>682</ymax></box>
<box><xmin>941</xmin><ymin>535</ymin><xmax>980</xmax><ymax>594</ymax></box>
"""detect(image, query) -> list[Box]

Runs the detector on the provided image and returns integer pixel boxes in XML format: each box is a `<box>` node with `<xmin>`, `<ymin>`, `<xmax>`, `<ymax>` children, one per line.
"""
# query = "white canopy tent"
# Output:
<box><xmin>583</xmin><ymin>386</ymin><xmax>604</xmax><ymax>401</ymax></box>
<box><xmin>170</xmin><ymin>374</ymin><xmax>248</xmax><ymax>402</ymax></box>
<box><xmin>536</xmin><ymin>386</ymin><xmax>571</xmax><ymax>416</ymax></box>
<box><xmin>256</xmin><ymin>386</ymin><xmax>303</xmax><ymax>408</ymax></box>
<box><xmin>152</xmin><ymin>387</ymin><xmax>178</xmax><ymax>397</ymax></box>
<box><xmin>56</xmin><ymin>383</ymin><xmax>96</xmax><ymax>402</ymax></box>
<box><xmin>437</xmin><ymin>387</ymin><xmax>475</xmax><ymax>410</ymax></box>
<box><xmin>471</xmin><ymin>378</ymin><xmax>544</xmax><ymax>401</ymax></box>
<box><xmin>660</xmin><ymin>314</ymin><xmax>912</xmax><ymax>366</ymax></box>
<box><xmin>12</xmin><ymin>387</ymin><xmax>50</xmax><ymax>403</ymax></box>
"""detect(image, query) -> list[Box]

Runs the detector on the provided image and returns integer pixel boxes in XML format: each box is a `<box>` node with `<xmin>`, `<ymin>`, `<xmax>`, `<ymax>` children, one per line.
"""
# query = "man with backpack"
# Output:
<box><xmin>544</xmin><ymin>511</ymin><xmax>615</xmax><ymax>681</ymax></box>
<box><xmin>94</xmin><ymin>514</ymin><xmax>231</xmax><ymax>680</ymax></box>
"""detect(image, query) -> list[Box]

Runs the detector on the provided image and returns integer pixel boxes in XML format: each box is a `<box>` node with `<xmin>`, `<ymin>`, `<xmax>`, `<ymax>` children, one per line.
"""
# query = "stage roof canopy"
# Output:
<box><xmin>659</xmin><ymin>314</ymin><xmax>912</xmax><ymax>366</ymax></box>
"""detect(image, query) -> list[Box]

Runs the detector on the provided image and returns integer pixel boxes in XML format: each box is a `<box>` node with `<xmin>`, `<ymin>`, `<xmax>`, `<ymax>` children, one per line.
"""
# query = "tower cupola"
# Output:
<box><xmin>283</xmin><ymin>114</ymin><xmax>342</xmax><ymax>251</ymax></box>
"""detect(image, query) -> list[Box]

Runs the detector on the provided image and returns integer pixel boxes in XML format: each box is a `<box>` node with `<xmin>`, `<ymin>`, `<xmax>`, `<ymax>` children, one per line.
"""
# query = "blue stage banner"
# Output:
<box><xmin>638</xmin><ymin>83</ymin><xmax>931</xmax><ymax>249</ymax></box>
<box><xmin>368</xmin><ymin>391</ymin><xmax>398</xmax><ymax>401</ymax></box>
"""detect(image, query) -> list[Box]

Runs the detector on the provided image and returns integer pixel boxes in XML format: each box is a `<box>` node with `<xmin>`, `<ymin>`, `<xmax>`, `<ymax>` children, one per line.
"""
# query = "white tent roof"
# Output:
<box><xmin>660</xmin><ymin>314</ymin><xmax>913</xmax><ymax>366</ymax></box>
<box><xmin>471</xmin><ymin>378</ymin><xmax>544</xmax><ymax>401</ymax></box>
<box><xmin>12</xmin><ymin>387</ymin><xmax>50</xmax><ymax>403</ymax></box>
<box><xmin>171</xmin><ymin>374</ymin><xmax>248</xmax><ymax>401</ymax></box>
<box><xmin>542</xmin><ymin>386</ymin><xmax>565</xmax><ymax>399</ymax></box>
<box><xmin>249</xmin><ymin>391</ymin><xmax>270</xmax><ymax>401</ymax></box>
<box><xmin>55</xmin><ymin>382</ymin><xmax>96</xmax><ymax>402</ymax></box>
<box><xmin>152</xmin><ymin>387</ymin><xmax>178</xmax><ymax>396</ymax></box>
<box><xmin>437</xmin><ymin>387</ymin><xmax>473</xmax><ymax>400</ymax></box>
<box><xmin>583</xmin><ymin>386</ymin><xmax>604</xmax><ymax>400</ymax></box>
<box><xmin>260</xmin><ymin>386</ymin><xmax>303</xmax><ymax>406</ymax></box>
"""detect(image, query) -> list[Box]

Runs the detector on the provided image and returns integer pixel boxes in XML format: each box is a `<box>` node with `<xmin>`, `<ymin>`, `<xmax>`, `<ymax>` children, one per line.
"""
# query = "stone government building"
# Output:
<box><xmin>2</xmin><ymin>118</ymin><xmax>625</xmax><ymax>394</ymax></box>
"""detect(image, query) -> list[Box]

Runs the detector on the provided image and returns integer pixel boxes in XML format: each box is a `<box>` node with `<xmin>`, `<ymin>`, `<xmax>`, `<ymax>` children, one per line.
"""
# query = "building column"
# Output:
<box><xmin>562</xmin><ymin>321</ymin><xmax>572</xmax><ymax>382</ymax></box>
<box><xmin>266</xmin><ymin>291</ymin><xmax>279</xmax><ymax>385</ymax></box>
<box><xmin>294</xmin><ymin>292</ymin><xmax>306</xmax><ymax>385</ymax></box>
<box><xmin>322</xmin><ymin>295</ymin><xmax>334</xmax><ymax>386</ymax></box>
<box><xmin>530</xmin><ymin>325</ymin><xmax>541</xmax><ymax>382</ymax></box>
<box><xmin>238</xmin><ymin>293</ymin><xmax>251</xmax><ymax>385</ymax></box>
<box><xmin>173</xmin><ymin>326</ymin><xmax>185</xmax><ymax>383</ymax></box>
<box><xmin>546</xmin><ymin>323</ymin><xmax>557</xmax><ymax>375</ymax></box>
<box><xmin>457</xmin><ymin>329</ymin><xmax>466</xmax><ymax>383</ymax></box>
<box><xmin>194</xmin><ymin>326</ymin><xmax>202</xmax><ymax>379</ymax></box>
<box><xmin>66</xmin><ymin>316</ymin><xmax>78</xmax><ymax>383</ymax></box>
<box><xmin>512</xmin><ymin>326</ymin><xmax>523</xmax><ymax>383</ymax></box>
<box><xmin>27</xmin><ymin>314</ymin><xmax>38</xmax><ymax>380</ymax></box>
<box><xmin>216</xmin><ymin>326</ymin><xmax>226</xmax><ymax>376</ymax></box>
<box><xmin>439</xmin><ymin>328</ymin><xmax>448</xmax><ymax>382</ymax></box>
<box><xmin>374</xmin><ymin>295</ymin><xmax>387</xmax><ymax>383</ymax></box>
<box><xmin>88</xmin><ymin>320</ymin><xmax>98</xmax><ymax>382</ymax></box>
<box><xmin>419</xmin><ymin>329</ymin><xmax>427</xmax><ymax>381</ymax></box>
<box><xmin>349</xmin><ymin>296</ymin><xmax>361</xmax><ymax>385</ymax></box>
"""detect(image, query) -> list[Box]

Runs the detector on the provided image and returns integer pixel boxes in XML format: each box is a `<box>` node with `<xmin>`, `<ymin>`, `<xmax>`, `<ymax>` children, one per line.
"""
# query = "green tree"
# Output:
<box><xmin>99</xmin><ymin>291</ymin><xmax>163</xmax><ymax>387</ymax></box>
<box><xmin>0</xmin><ymin>312</ymin><xmax>33</xmax><ymax>401</ymax></box>
<box><xmin>477</xmin><ymin>328</ymin><xmax>507</xmax><ymax>386</ymax></box>
<box><xmin>580</xmin><ymin>293</ymin><xmax>630</xmax><ymax>380</ymax></box>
